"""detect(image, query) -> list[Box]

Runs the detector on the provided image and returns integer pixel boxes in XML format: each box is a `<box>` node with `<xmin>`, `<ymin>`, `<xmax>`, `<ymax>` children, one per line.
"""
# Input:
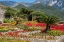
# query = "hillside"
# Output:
<box><xmin>0</xmin><ymin>3</ymin><xmax>7</xmax><ymax>9</ymax></box>
<box><xmin>0</xmin><ymin>0</ymin><xmax>64</xmax><ymax>10</ymax></box>
<box><xmin>15</xmin><ymin>3</ymin><xmax>64</xmax><ymax>21</ymax></box>
<box><xmin>29</xmin><ymin>3</ymin><xmax>64</xmax><ymax>20</ymax></box>
<box><xmin>0</xmin><ymin>1</ymin><xmax>64</xmax><ymax>21</ymax></box>
<box><xmin>0</xmin><ymin>1</ymin><xmax>18</xmax><ymax>7</ymax></box>
<box><xmin>14</xmin><ymin>4</ymin><xmax>26</xmax><ymax>9</ymax></box>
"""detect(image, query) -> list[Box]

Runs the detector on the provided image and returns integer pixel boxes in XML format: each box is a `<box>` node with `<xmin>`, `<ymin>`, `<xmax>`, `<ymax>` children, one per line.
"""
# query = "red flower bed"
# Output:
<box><xmin>26</xmin><ymin>22</ymin><xmax>64</xmax><ymax>31</ymax></box>
<box><xmin>35</xmin><ymin>23</ymin><xmax>46</xmax><ymax>27</ymax></box>
<box><xmin>26</xmin><ymin>22</ymin><xmax>46</xmax><ymax>27</ymax></box>
<box><xmin>50</xmin><ymin>24</ymin><xmax>64</xmax><ymax>31</ymax></box>
<box><xmin>26</xmin><ymin>22</ymin><xmax>33</xmax><ymax>27</ymax></box>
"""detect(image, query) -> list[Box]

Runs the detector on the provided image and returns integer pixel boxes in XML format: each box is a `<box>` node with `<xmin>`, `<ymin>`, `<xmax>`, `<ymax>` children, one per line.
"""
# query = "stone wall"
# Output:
<box><xmin>0</xmin><ymin>8</ymin><xmax>6</xmax><ymax>22</ymax></box>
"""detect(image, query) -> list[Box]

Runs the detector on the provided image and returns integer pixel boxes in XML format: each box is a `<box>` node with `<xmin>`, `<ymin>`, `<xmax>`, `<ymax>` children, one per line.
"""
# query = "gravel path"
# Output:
<box><xmin>56</xmin><ymin>35</ymin><xmax>64</xmax><ymax>42</ymax></box>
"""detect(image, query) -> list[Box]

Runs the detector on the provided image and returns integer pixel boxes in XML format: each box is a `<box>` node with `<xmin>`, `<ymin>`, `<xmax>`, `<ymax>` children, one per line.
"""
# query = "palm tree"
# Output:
<box><xmin>40</xmin><ymin>14</ymin><xmax>60</xmax><ymax>33</ymax></box>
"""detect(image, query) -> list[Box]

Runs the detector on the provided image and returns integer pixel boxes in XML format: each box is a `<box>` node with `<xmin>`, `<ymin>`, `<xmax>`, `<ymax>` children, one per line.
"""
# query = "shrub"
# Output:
<box><xmin>49</xmin><ymin>30</ymin><xmax>63</xmax><ymax>36</ymax></box>
<box><xmin>23</xmin><ymin>25</ymin><xmax>29</xmax><ymax>30</ymax></box>
<box><xmin>3</xmin><ymin>18</ymin><xmax>9</xmax><ymax>23</ymax></box>
<box><xmin>9</xmin><ymin>19</ymin><xmax>16</xmax><ymax>22</ymax></box>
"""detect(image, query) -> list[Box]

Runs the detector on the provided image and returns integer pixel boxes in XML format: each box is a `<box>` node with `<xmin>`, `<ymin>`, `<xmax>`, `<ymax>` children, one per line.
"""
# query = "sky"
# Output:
<box><xmin>0</xmin><ymin>0</ymin><xmax>36</xmax><ymax>3</ymax></box>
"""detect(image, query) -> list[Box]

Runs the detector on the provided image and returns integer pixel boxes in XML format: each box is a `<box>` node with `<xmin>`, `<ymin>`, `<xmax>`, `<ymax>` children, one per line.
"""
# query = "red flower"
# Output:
<box><xmin>0</xmin><ymin>32</ymin><xmax>3</xmax><ymax>36</ymax></box>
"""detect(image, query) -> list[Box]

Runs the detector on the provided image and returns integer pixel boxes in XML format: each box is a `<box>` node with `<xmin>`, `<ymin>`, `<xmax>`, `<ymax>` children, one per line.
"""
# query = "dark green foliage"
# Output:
<box><xmin>40</xmin><ymin>14</ymin><xmax>60</xmax><ymax>32</ymax></box>
<box><xmin>5</xmin><ymin>7</ymin><xmax>19</xmax><ymax>18</ymax></box>
<box><xmin>19</xmin><ymin>8</ymin><xmax>33</xmax><ymax>20</ymax></box>
<box><xmin>15</xmin><ymin>3</ymin><xmax>64</xmax><ymax>21</ymax></box>
<box><xmin>40</xmin><ymin>15</ymin><xmax>60</xmax><ymax>24</ymax></box>
<box><xmin>31</xmin><ymin>11</ymin><xmax>44</xmax><ymax>21</ymax></box>
<box><xmin>29</xmin><ymin>3</ymin><xmax>64</xmax><ymax>21</ymax></box>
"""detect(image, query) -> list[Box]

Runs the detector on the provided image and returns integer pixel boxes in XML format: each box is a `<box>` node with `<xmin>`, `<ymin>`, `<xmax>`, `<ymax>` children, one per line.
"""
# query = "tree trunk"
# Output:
<box><xmin>44</xmin><ymin>24</ymin><xmax>50</xmax><ymax>33</ymax></box>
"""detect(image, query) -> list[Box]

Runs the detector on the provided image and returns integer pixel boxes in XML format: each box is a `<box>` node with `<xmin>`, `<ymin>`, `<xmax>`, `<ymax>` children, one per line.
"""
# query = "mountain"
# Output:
<box><xmin>0</xmin><ymin>0</ymin><xmax>64</xmax><ymax>21</ymax></box>
<box><xmin>0</xmin><ymin>1</ymin><xmax>19</xmax><ymax>7</ymax></box>
<box><xmin>20</xmin><ymin>2</ymin><xmax>33</xmax><ymax>7</ymax></box>
<box><xmin>0</xmin><ymin>3</ymin><xmax>6</xmax><ymax>9</ymax></box>
<box><xmin>14</xmin><ymin>3</ymin><xmax>26</xmax><ymax>9</ymax></box>
<box><xmin>34</xmin><ymin>0</ymin><xmax>64</xmax><ymax>10</ymax></box>
<box><xmin>19</xmin><ymin>0</ymin><xmax>64</xmax><ymax>10</ymax></box>
<box><xmin>28</xmin><ymin>3</ymin><xmax>64</xmax><ymax>20</ymax></box>
<box><xmin>15</xmin><ymin>3</ymin><xmax>64</xmax><ymax>20</ymax></box>
<box><xmin>34</xmin><ymin>0</ymin><xmax>50</xmax><ymax>4</ymax></box>
<box><xmin>17</xmin><ymin>0</ymin><xmax>64</xmax><ymax>10</ymax></box>
<box><xmin>53</xmin><ymin>0</ymin><xmax>64</xmax><ymax>10</ymax></box>
<box><xmin>0</xmin><ymin>0</ymin><xmax>64</xmax><ymax>10</ymax></box>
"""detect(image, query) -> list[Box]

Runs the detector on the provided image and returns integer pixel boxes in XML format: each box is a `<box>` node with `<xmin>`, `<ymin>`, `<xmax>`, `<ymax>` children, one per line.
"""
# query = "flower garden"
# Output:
<box><xmin>0</xmin><ymin>21</ymin><xmax>64</xmax><ymax>42</ymax></box>
<box><xmin>0</xmin><ymin>7</ymin><xmax>64</xmax><ymax>42</ymax></box>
